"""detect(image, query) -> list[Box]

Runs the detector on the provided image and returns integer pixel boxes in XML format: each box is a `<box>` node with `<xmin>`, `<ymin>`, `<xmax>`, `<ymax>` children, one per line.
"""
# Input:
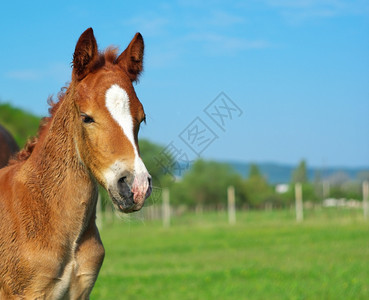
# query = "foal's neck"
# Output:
<box><xmin>26</xmin><ymin>90</ymin><xmax>98</xmax><ymax>234</ymax></box>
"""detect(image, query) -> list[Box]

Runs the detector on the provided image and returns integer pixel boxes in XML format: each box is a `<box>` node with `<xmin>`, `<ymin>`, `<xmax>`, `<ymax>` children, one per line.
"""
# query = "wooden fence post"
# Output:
<box><xmin>162</xmin><ymin>188</ymin><xmax>170</xmax><ymax>228</ymax></box>
<box><xmin>323</xmin><ymin>181</ymin><xmax>330</xmax><ymax>199</ymax></box>
<box><xmin>96</xmin><ymin>193</ymin><xmax>103</xmax><ymax>229</ymax></box>
<box><xmin>227</xmin><ymin>186</ymin><xmax>236</xmax><ymax>225</ymax></box>
<box><xmin>363</xmin><ymin>181</ymin><xmax>369</xmax><ymax>220</ymax></box>
<box><xmin>295</xmin><ymin>183</ymin><xmax>303</xmax><ymax>222</ymax></box>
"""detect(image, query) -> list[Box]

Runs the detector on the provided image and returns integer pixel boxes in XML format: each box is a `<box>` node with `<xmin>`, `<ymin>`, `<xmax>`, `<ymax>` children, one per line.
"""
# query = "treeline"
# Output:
<box><xmin>2</xmin><ymin>102</ymin><xmax>368</xmax><ymax>211</ymax></box>
<box><xmin>164</xmin><ymin>159</ymin><xmax>368</xmax><ymax>210</ymax></box>
<box><xmin>136</xmin><ymin>139</ymin><xmax>369</xmax><ymax>210</ymax></box>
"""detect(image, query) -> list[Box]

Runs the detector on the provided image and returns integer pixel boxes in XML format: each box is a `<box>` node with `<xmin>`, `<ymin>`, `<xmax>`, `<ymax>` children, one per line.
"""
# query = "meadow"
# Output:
<box><xmin>91</xmin><ymin>208</ymin><xmax>369</xmax><ymax>300</ymax></box>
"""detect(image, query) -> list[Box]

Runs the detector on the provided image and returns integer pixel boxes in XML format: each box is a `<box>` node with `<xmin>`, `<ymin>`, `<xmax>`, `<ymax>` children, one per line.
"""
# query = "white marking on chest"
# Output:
<box><xmin>105</xmin><ymin>84</ymin><xmax>148</xmax><ymax>175</ymax></box>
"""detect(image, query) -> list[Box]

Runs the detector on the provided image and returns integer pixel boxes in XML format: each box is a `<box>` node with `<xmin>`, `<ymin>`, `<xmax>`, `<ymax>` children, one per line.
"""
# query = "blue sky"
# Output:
<box><xmin>0</xmin><ymin>0</ymin><xmax>368</xmax><ymax>168</ymax></box>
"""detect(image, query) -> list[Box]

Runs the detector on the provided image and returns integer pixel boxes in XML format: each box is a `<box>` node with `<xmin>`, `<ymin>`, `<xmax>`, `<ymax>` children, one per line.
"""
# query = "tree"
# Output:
<box><xmin>139</xmin><ymin>139</ymin><xmax>174</xmax><ymax>189</ymax></box>
<box><xmin>290</xmin><ymin>161</ymin><xmax>323</xmax><ymax>203</ymax></box>
<box><xmin>358</xmin><ymin>171</ymin><xmax>369</xmax><ymax>183</ymax></box>
<box><xmin>249</xmin><ymin>163</ymin><xmax>262</xmax><ymax>178</ymax></box>
<box><xmin>171</xmin><ymin>159</ymin><xmax>244</xmax><ymax>209</ymax></box>
<box><xmin>292</xmin><ymin>160</ymin><xmax>308</xmax><ymax>183</ymax></box>
<box><xmin>243</xmin><ymin>164</ymin><xmax>274</xmax><ymax>208</ymax></box>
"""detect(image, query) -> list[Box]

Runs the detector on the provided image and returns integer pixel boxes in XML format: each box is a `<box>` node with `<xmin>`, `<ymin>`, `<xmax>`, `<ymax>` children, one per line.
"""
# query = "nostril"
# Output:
<box><xmin>118</xmin><ymin>177</ymin><xmax>126</xmax><ymax>184</ymax></box>
<box><xmin>117</xmin><ymin>176</ymin><xmax>132</xmax><ymax>200</ymax></box>
<box><xmin>148</xmin><ymin>177</ymin><xmax>152</xmax><ymax>186</ymax></box>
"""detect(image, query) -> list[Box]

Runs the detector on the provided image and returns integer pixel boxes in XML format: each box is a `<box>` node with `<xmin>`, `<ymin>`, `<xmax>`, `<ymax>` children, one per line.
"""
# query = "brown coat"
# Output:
<box><xmin>0</xmin><ymin>28</ymin><xmax>151</xmax><ymax>299</ymax></box>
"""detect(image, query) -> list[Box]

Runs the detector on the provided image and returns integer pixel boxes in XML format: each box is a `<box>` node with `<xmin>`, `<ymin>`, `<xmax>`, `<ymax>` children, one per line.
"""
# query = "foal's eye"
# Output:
<box><xmin>81</xmin><ymin>113</ymin><xmax>94</xmax><ymax>124</ymax></box>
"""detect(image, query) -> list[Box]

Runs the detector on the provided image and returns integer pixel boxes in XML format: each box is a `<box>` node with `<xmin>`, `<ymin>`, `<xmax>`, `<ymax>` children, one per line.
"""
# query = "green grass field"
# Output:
<box><xmin>91</xmin><ymin>208</ymin><xmax>369</xmax><ymax>299</ymax></box>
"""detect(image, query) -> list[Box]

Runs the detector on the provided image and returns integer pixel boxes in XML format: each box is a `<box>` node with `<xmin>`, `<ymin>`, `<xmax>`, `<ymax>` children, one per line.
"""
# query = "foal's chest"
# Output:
<box><xmin>48</xmin><ymin>259</ymin><xmax>78</xmax><ymax>299</ymax></box>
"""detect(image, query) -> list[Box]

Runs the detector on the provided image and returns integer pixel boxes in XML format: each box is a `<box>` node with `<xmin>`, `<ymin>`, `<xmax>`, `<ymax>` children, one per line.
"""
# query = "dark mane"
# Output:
<box><xmin>10</xmin><ymin>48</ymin><xmax>120</xmax><ymax>165</ymax></box>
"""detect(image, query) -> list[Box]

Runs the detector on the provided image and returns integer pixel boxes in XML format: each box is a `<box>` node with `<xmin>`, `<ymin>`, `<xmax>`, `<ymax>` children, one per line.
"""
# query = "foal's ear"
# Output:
<box><xmin>116</xmin><ymin>33</ymin><xmax>144</xmax><ymax>82</ymax></box>
<box><xmin>72</xmin><ymin>28</ymin><xmax>98</xmax><ymax>80</ymax></box>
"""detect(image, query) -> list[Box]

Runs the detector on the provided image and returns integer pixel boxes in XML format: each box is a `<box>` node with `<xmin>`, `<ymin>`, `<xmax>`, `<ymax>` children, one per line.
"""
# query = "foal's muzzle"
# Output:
<box><xmin>110</xmin><ymin>173</ymin><xmax>152</xmax><ymax>213</ymax></box>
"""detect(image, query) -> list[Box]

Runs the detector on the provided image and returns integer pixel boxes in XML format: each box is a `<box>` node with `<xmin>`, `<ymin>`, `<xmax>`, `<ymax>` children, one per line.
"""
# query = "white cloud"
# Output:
<box><xmin>123</xmin><ymin>16</ymin><xmax>170</xmax><ymax>37</ymax></box>
<box><xmin>6</xmin><ymin>70</ymin><xmax>42</xmax><ymax>80</ymax></box>
<box><xmin>209</xmin><ymin>11</ymin><xmax>245</xmax><ymax>26</ymax></box>
<box><xmin>265</xmin><ymin>0</ymin><xmax>369</xmax><ymax>22</ymax></box>
<box><xmin>5</xmin><ymin>63</ymin><xmax>70</xmax><ymax>82</ymax></box>
<box><xmin>119</xmin><ymin>4</ymin><xmax>271</xmax><ymax>67</ymax></box>
<box><xmin>185</xmin><ymin>10</ymin><xmax>246</xmax><ymax>29</ymax></box>
<box><xmin>184</xmin><ymin>33</ymin><xmax>272</xmax><ymax>54</ymax></box>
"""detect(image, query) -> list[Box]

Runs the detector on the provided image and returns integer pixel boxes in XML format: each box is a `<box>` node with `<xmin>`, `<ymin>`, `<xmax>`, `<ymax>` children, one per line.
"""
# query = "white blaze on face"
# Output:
<box><xmin>105</xmin><ymin>84</ymin><xmax>149</xmax><ymax>196</ymax></box>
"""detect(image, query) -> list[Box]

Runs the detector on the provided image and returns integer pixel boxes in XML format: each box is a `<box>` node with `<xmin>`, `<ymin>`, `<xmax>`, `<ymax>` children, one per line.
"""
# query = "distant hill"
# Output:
<box><xmin>0</xmin><ymin>102</ymin><xmax>41</xmax><ymax>148</ymax></box>
<box><xmin>227</xmin><ymin>161</ymin><xmax>369</xmax><ymax>184</ymax></box>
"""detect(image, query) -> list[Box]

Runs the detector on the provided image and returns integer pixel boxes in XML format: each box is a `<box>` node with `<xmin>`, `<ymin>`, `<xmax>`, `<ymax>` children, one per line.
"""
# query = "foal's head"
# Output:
<box><xmin>72</xmin><ymin>28</ymin><xmax>151</xmax><ymax>213</ymax></box>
